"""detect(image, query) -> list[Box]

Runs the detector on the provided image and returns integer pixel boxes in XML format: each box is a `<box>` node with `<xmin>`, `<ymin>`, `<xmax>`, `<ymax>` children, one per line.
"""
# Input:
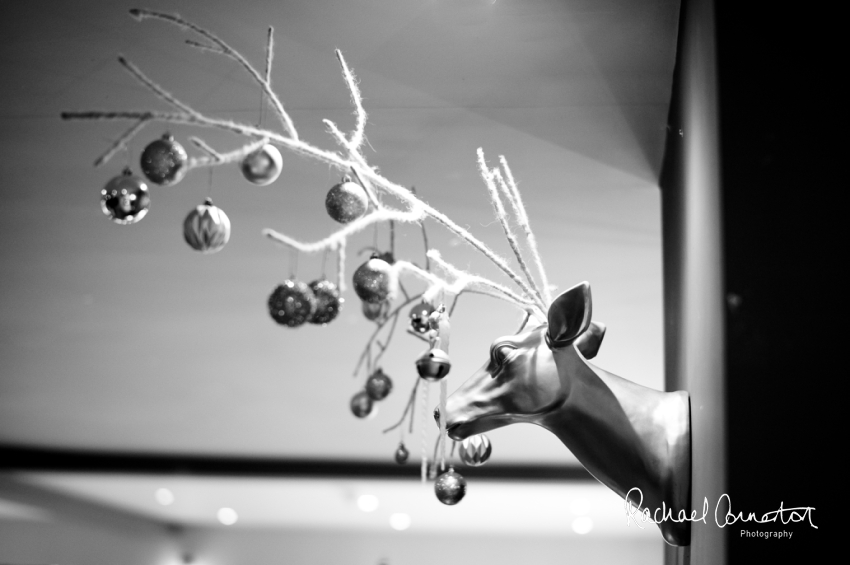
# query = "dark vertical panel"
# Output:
<box><xmin>716</xmin><ymin>1</ymin><xmax>828</xmax><ymax>562</ymax></box>
<box><xmin>661</xmin><ymin>0</ymin><xmax>725</xmax><ymax>563</ymax></box>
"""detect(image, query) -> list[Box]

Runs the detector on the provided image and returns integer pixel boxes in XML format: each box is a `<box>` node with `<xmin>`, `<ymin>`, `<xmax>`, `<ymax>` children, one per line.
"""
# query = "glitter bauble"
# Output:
<box><xmin>409</xmin><ymin>302</ymin><xmax>434</xmax><ymax>334</ymax></box>
<box><xmin>362</xmin><ymin>300</ymin><xmax>387</xmax><ymax>321</ymax></box>
<box><xmin>350</xmin><ymin>390</ymin><xmax>374</xmax><ymax>418</ymax></box>
<box><xmin>352</xmin><ymin>256</ymin><xmax>395</xmax><ymax>304</ymax></box>
<box><xmin>434</xmin><ymin>468</ymin><xmax>467</xmax><ymax>505</ymax></box>
<box><xmin>308</xmin><ymin>279</ymin><xmax>343</xmax><ymax>325</ymax></box>
<box><xmin>416</xmin><ymin>348</ymin><xmax>451</xmax><ymax>381</ymax></box>
<box><xmin>365</xmin><ymin>369</ymin><xmax>393</xmax><ymax>401</ymax></box>
<box><xmin>325</xmin><ymin>176</ymin><xmax>368</xmax><ymax>223</ymax></box>
<box><xmin>140</xmin><ymin>134</ymin><xmax>187</xmax><ymax>186</ymax></box>
<box><xmin>268</xmin><ymin>280</ymin><xmax>317</xmax><ymax>327</ymax></box>
<box><xmin>100</xmin><ymin>168</ymin><xmax>150</xmax><ymax>225</ymax></box>
<box><xmin>394</xmin><ymin>443</ymin><xmax>409</xmax><ymax>464</ymax></box>
<box><xmin>241</xmin><ymin>143</ymin><xmax>283</xmax><ymax>186</ymax></box>
<box><xmin>183</xmin><ymin>198</ymin><xmax>231</xmax><ymax>253</ymax></box>
<box><xmin>458</xmin><ymin>434</ymin><xmax>492</xmax><ymax>467</ymax></box>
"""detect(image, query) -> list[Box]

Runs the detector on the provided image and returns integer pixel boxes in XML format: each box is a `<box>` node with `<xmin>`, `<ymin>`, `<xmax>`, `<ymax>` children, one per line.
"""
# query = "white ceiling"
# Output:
<box><xmin>0</xmin><ymin>0</ymin><xmax>679</xmax><ymax>470</ymax></box>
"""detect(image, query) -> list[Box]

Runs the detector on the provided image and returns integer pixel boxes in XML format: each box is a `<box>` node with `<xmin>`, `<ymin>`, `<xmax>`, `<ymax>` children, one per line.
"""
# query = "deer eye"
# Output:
<box><xmin>491</xmin><ymin>343</ymin><xmax>516</xmax><ymax>368</ymax></box>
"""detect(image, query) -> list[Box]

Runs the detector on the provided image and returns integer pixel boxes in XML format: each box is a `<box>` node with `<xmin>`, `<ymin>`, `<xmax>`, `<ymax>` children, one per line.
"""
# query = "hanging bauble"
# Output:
<box><xmin>308</xmin><ymin>279</ymin><xmax>343</xmax><ymax>325</ymax></box>
<box><xmin>361</xmin><ymin>300</ymin><xmax>387</xmax><ymax>321</ymax></box>
<box><xmin>416</xmin><ymin>348</ymin><xmax>451</xmax><ymax>381</ymax></box>
<box><xmin>352</xmin><ymin>255</ymin><xmax>395</xmax><ymax>304</ymax></box>
<box><xmin>267</xmin><ymin>280</ymin><xmax>317</xmax><ymax>327</ymax></box>
<box><xmin>394</xmin><ymin>443</ymin><xmax>409</xmax><ymax>464</ymax></box>
<box><xmin>377</xmin><ymin>251</ymin><xmax>395</xmax><ymax>265</ymax></box>
<box><xmin>350</xmin><ymin>390</ymin><xmax>374</xmax><ymax>418</ymax></box>
<box><xmin>183</xmin><ymin>198</ymin><xmax>231</xmax><ymax>254</ymax></box>
<box><xmin>325</xmin><ymin>175</ymin><xmax>368</xmax><ymax>223</ymax></box>
<box><xmin>409</xmin><ymin>302</ymin><xmax>435</xmax><ymax>334</ymax></box>
<box><xmin>100</xmin><ymin>167</ymin><xmax>151</xmax><ymax>225</ymax></box>
<box><xmin>240</xmin><ymin>143</ymin><xmax>283</xmax><ymax>186</ymax></box>
<box><xmin>140</xmin><ymin>134</ymin><xmax>187</xmax><ymax>186</ymax></box>
<box><xmin>365</xmin><ymin>369</ymin><xmax>393</xmax><ymax>401</ymax></box>
<box><xmin>458</xmin><ymin>434</ymin><xmax>492</xmax><ymax>467</ymax></box>
<box><xmin>434</xmin><ymin>467</ymin><xmax>467</xmax><ymax>505</ymax></box>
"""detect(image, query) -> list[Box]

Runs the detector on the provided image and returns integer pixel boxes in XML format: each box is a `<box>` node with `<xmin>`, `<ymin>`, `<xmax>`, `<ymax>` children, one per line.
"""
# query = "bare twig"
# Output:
<box><xmin>93</xmin><ymin>118</ymin><xmax>150</xmax><ymax>167</ymax></box>
<box><xmin>353</xmin><ymin>293</ymin><xmax>424</xmax><ymax>377</ymax></box>
<box><xmin>382</xmin><ymin>379</ymin><xmax>420</xmax><ymax>434</ymax></box>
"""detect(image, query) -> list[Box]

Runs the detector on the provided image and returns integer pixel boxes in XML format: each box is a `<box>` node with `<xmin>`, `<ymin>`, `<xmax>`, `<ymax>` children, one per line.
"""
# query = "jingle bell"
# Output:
<box><xmin>394</xmin><ymin>443</ymin><xmax>409</xmax><ymax>464</ymax></box>
<box><xmin>416</xmin><ymin>348</ymin><xmax>451</xmax><ymax>381</ymax></box>
<box><xmin>458</xmin><ymin>434</ymin><xmax>492</xmax><ymax>467</ymax></box>
<box><xmin>350</xmin><ymin>390</ymin><xmax>374</xmax><ymax>419</ymax></box>
<box><xmin>365</xmin><ymin>369</ymin><xmax>393</xmax><ymax>401</ymax></box>
<box><xmin>434</xmin><ymin>467</ymin><xmax>466</xmax><ymax>505</ymax></box>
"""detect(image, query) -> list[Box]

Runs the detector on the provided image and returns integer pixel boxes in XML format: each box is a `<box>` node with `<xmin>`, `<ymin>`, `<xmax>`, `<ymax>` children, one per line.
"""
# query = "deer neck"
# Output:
<box><xmin>537</xmin><ymin>346</ymin><xmax>691</xmax><ymax>530</ymax></box>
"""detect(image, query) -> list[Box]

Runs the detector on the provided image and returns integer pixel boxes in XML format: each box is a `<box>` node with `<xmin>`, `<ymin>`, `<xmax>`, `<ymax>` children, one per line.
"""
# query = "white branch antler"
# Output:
<box><xmin>63</xmin><ymin>10</ymin><xmax>551</xmax><ymax>316</ymax></box>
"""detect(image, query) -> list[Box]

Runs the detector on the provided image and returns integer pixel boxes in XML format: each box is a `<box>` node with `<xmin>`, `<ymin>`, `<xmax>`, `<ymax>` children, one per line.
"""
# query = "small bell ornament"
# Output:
<box><xmin>140</xmin><ymin>133</ymin><xmax>187</xmax><ymax>186</ymax></box>
<box><xmin>353</xmin><ymin>254</ymin><xmax>396</xmax><ymax>304</ymax></box>
<box><xmin>416</xmin><ymin>349</ymin><xmax>451</xmax><ymax>381</ymax></box>
<box><xmin>308</xmin><ymin>279</ymin><xmax>343</xmax><ymax>325</ymax></box>
<box><xmin>394</xmin><ymin>443</ymin><xmax>409</xmax><ymax>464</ymax></box>
<box><xmin>362</xmin><ymin>300</ymin><xmax>387</xmax><ymax>321</ymax></box>
<box><xmin>241</xmin><ymin>143</ymin><xmax>283</xmax><ymax>186</ymax></box>
<box><xmin>350</xmin><ymin>390</ymin><xmax>374</xmax><ymax>418</ymax></box>
<box><xmin>183</xmin><ymin>198</ymin><xmax>231</xmax><ymax>253</ymax></box>
<box><xmin>100</xmin><ymin>167</ymin><xmax>150</xmax><ymax>225</ymax></box>
<box><xmin>365</xmin><ymin>369</ymin><xmax>393</xmax><ymax>401</ymax></box>
<box><xmin>267</xmin><ymin>280</ymin><xmax>317</xmax><ymax>327</ymax></box>
<box><xmin>409</xmin><ymin>302</ymin><xmax>434</xmax><ymax>334</ymax></box>
<box><xmin>325</xmin><ymin>175</ymin><xmax>369</xmax><ymax>223</ymax></box>
<box><xmin>434</xmin><ymin>467</ymin><xmax>467</xmax><ymax>505</ymax></box>
<box><xmin>458</xmin><ymin>434</ymin><xmax>492</xmax><ymax>467</ymax></box>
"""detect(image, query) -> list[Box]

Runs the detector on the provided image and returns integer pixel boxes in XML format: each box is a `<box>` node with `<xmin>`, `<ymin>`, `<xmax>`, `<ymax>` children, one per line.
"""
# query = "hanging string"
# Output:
<box><xmin>207</xmin><ymin>166</ymin><xmax>214</xmax><ymax>199</ymax></box>
<box><xmin>389</xmin><ymin>220</ymin><xmax>395</xmax><ymax>258</ymax></box>
<box><xmin>289</xmin><ymin>247</ymin><xmax>298</xmax><ymax>279</ymax></box>
<box><xmin>321</xmin><ymin>248</ymin><xmax>329</xmax><ymax>279</ymax></box>
<box><xmin>439</xmin><ymin>379</ymin><xmax>448</xmax><ymax>472</ymax></box>
<box><xmin>336</xmin><ymin>241</ymin><xmax>347</xmax><ymax>293</ymax></box>
<box><xmin>373</xmin><ymin>222</ymin><xmax>379</xmax><ymax>251</ymax></box>
<box><xmin>419</xmin><ymin>379</ymin><xmax>430</xmax><ymax>482</ymax></box>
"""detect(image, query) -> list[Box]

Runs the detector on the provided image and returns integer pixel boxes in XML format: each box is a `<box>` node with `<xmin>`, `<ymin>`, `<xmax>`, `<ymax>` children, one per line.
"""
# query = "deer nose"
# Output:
<box><xmin>433</xmin><ymin>407</ymin><xmax>441</xmax><ymax>426</ymax></box>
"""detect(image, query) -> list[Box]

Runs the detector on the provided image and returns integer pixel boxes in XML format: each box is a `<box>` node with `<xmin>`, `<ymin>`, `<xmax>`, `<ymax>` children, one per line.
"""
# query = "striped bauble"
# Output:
<box><xmin>183</xmin><ymin>198</ymin><xmax>231</xmax><ymax>254</ymax></box>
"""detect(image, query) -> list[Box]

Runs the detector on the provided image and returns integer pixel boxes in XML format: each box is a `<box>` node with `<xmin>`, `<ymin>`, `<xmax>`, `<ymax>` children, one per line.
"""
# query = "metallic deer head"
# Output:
<box><xmin>444</xmin><ymin>282</ymin><xmax>692</xmax><ymax>546</ymax></box>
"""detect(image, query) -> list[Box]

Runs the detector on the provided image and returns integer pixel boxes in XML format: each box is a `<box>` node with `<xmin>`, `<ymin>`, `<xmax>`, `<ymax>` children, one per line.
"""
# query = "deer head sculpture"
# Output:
<box><xmin>443</xmin><ymin>282</ymin><xmax>691</xmax><ymax>546</ymax></box>
<box><xmin>63</xmin><ymin>10</ymin><xmax>691</xmax><ymax>546</ymax></box>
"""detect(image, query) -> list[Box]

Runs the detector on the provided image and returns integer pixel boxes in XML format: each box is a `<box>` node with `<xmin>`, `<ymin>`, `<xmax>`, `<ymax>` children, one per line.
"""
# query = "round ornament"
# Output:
<box><xmin>434</xmin><ymin>467</ymin><xmax>467</xmax><ymax>505</ymax></box>
<box><xmin>416</xmin><ymin>348</ymin><xmax>451</xmax><ymax>381</ymax></box>
<box><xmin>241</xmin><ymin>143</ymin><xmax>283</xmax><ymax>186</ymax></box>
<box><xmin>361</xmin><ymin>300</ymin><xmax>387</xmax><ymax>321</ymax></box>
<box><xmin>458</xmin><ymin>434</ymin><xmax>492</xmax><ymax>467</ymax></box>
<box><xmin>365</xmin><ymin>369</ymin><xmax>393</xmax><ymax>401</ymax></box>
<box><xmin>409</xmin><ymin>302</ymin><xmax>435</xmax><ymax>334</ymax></box>
<box><xmin>267</xmin><ymin>280</ymin><xmax>317</xmax><ymax>327</ymax></box>
<box><xmin>140</xmin><ymin>134</ymin><xmax>187</xmax><ymax>186</ymax></box>
<box><xmin>183</xmin><ymin>198</ymin><xmax>231</xmax><ymax>253</ymax></box>
<box><xmin>100</xmin><ymin>168</ymin><xmax>150</xmax><ymax>225</ymax></box>
<box><xmin>353</xmin><ymin>255</ymin><xmax>395</xmax><ymax>304</ymax></box>
<box><xmin>394</xmin><ymin>443</ymin><xmax>409</xmax><ymax>464</ymax></box>
<box><xmin>325</xmin><ymin>176</ymin><xmax>368</xmax><ymax>223</ymax></box>
<box><xmin>350</xmin><ymin>390</ymin><xmax>374</xmax><ymax>418</ymax></box>
<box><xmin>308</xmin><ymin>279</ymin><xmax>343</xmax><ymax>325</ymax></box>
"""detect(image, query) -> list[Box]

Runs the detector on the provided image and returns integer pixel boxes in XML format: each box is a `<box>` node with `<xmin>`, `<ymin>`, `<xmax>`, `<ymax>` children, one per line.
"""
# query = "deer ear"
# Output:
<box><xmin>546</xmin><ymin>282</ymin><xmax>592</xmax><ymax>349</ymax></box>
<box><xmin>574</xmin><ymin>321</ymin><xmax>606</xmax><ymax>359</ymax></box>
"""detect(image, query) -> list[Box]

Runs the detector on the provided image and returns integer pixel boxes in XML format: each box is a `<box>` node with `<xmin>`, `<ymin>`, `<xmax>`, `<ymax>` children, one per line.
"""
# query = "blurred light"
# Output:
<box><xmin>572</xmin><ymin>515</ymin><xmax>593</xmax><ymax>535</ymax></box>
<box><xmin>217</xmin><ymin>507</ymin><xmax>238</xmax><ymax>525</ymax></box>
<box><xmin>155</xmin><ymin>488</ymin><xmax>174</xmax><ymax>506</ymax></box>
<box><xmin>389</xmin><ymin>513</ymin><xmax>411</xmax><ymax>531</ymax></box>
<box><xmin>357</xmin><ymin>494</ymin><xmax>379</xmax><ymax>512</ymax></box>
